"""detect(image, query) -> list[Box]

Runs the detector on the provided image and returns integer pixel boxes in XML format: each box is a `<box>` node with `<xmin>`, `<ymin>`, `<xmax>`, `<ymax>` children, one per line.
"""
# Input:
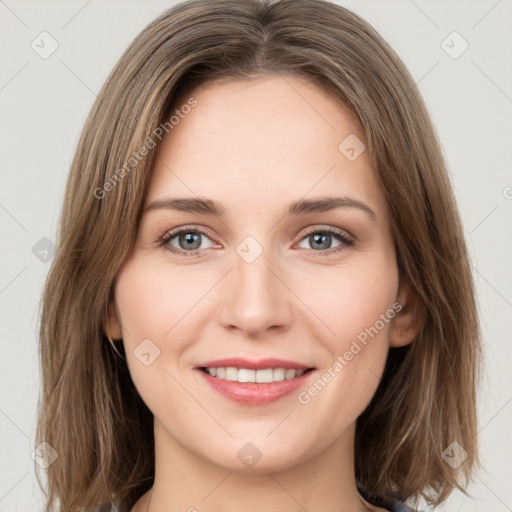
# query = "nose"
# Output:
<box><xmin>218</xmin><ymin>244</ymin><xmax>293</xmax><ymax>338</ymax></box>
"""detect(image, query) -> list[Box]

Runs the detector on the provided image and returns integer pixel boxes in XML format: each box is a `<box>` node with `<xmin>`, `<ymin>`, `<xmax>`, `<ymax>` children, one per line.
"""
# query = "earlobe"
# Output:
<box><xmin>389</xmin><ymin>280</ymin><xmax>424</xmax><ymax>348</ymax></box>
<box><xmin>104</xmin><ymin>301</ymin><xmax>123</xmax><ymax>341</ymax></box>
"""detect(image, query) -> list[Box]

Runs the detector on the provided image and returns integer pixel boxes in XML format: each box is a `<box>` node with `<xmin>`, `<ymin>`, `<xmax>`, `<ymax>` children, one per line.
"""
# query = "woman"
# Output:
<box><xmin>35</xmin><ymin>1</ymin><xmax>482</xmax><ymax>511</ymax></box>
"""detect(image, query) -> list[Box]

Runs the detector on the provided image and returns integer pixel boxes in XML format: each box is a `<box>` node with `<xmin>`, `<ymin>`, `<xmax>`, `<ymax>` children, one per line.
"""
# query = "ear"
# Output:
<box><xmin>389</xmin><ymin>279</ymin><xmax>424</xmax><ymax>348</ymax></box>
<box><xmin>104</xmin><ymin>300</ymin><xmax>123</xmax><ymax>341</ymax></box>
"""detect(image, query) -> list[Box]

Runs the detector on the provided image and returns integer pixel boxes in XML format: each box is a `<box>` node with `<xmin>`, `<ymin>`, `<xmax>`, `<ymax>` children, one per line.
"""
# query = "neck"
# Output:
<box><xmin>139</xmin><ymin>420</ymin><xmax>374</xmax><ymax>512</ymax></box>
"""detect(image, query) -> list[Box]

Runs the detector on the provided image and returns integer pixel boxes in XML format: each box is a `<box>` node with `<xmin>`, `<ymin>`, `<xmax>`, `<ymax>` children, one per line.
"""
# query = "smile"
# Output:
<box><xmin>195</xmin><ymin>358</ymin><xmax>316</xmax><ymax>405</ymax></box>
<box><xmin>201</xmin><ymin>366</ymin><xmax>312</xmax><ymax>383</ymax></box>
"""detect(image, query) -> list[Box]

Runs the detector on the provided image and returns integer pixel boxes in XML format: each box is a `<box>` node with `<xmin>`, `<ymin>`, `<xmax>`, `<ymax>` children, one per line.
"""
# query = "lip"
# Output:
<box><xmin>195</xmin><ymin>358</ymin><xmax>316</xmax><ymax>405</ymax></box>
<box><xmin>194</xmin><ymin>357</ymin><xmax>312</xmax><ymax>371</ymax></box>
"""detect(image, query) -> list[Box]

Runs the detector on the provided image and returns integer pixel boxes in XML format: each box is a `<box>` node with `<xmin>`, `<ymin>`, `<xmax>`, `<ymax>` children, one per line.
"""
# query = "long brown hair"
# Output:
<box><xmin>35</xmin><ymin>0</ymin><xmax>482</xmax><ymax>510</ymax></box>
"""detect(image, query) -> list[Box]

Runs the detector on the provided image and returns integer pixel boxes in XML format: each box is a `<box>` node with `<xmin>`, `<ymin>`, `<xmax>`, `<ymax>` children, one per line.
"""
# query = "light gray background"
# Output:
<box><xmin>1</xmin><ymin>1</ymin><xmax>511</xmax><ymax>510</ymax></box>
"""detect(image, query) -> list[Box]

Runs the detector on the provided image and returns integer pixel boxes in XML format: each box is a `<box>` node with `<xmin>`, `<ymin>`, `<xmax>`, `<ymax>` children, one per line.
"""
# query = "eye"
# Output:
<box><xmin>158</xmin><ymin>226</ymin><xmax>215</xmax><ymax>257</ymax></box>
<box><xmin>296</xmin><ymin>226</ymin><xmax>354</xmax><ymax>255</ymax></box>
<box><xmin>158</xmin><ymin>225</ymin><xmax>355</xmax><ymax>258</ymax></box>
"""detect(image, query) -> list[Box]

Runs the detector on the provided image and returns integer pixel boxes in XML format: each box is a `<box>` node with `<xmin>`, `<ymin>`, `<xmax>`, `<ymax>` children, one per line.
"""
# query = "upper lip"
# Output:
<box><xmin>195</xmin><ymin>358</ymin><xmax>314</xmax><ymax>371</ymax></box>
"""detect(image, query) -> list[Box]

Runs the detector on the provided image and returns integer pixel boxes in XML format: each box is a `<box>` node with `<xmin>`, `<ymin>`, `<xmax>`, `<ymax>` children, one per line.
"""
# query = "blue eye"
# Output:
<box><xmin>158</xmin><ymin>225</ymin><xmax>354</xmax><ymax>257</ymax></box>
<box><xmin>297</xmin><ymin>226</ymin><xmax>354</xmax><ymax>254</ymax></box>
<box><xmin>159</xmin><ymin>227</ymin><xmax>214</xmax><ymax>257</ymax></box>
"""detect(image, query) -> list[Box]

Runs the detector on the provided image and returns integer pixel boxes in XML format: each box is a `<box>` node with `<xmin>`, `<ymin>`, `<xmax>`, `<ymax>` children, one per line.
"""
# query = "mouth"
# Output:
<box><xmin>194</xmin><ymin>358</ymin><xmax>316</xmax><ymax>405</ymax></box>
<box><xmin>199</xmin><ymin>366</ymin><xmax>315</xmax><ymax>383</ymax></box>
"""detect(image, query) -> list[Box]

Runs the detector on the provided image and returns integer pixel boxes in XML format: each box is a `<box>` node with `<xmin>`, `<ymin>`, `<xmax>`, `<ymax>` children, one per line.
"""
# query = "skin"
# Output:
<box><xmin>106</xmin><ymin>73</ymin><xmax>422</xmax><ymax>512</ymax></box>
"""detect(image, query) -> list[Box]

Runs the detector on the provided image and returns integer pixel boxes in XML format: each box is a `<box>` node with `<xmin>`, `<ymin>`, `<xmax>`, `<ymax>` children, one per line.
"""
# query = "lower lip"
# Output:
<box><xmin>197</xmin><ymin>369</ymin><xmax>314</xmax><ymax>405</ymax></box>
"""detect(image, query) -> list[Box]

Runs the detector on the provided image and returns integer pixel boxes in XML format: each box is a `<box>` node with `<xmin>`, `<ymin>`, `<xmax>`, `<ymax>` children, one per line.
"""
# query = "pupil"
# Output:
<box><xmin>177</xmin><ymin>232</ymin><xmax>332</xmax><ymax>251</ymax></box>
<box><xmin>312</xmin><ymin>233</ymin><xmax>330</xmax><ymax>250</ymax></box>
<box><xmin>181</xmin><ymin>232</ymin><xmax>201</xmax><ymax>250</ymax></box>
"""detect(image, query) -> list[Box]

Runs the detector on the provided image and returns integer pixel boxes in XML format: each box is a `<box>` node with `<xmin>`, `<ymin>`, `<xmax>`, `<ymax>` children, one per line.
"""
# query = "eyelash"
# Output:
<box><xmin>157</xmin><ymin>224</ymin><xmax>355</xmax><ymax>258</ymax></box>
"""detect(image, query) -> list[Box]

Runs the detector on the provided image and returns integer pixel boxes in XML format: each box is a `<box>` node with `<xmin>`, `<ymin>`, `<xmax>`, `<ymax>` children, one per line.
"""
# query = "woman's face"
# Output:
<box><xmin>108</xmin><ymin>73</ymin><xmax>403</xmax><ymax>472</ymax></box>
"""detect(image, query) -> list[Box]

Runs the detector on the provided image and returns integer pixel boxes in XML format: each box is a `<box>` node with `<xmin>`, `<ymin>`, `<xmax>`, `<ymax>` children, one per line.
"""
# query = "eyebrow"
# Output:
<box><xmin>144</xmin><ymin>196</ymin><xmax>377</xmax><ymax>221</ymax></box>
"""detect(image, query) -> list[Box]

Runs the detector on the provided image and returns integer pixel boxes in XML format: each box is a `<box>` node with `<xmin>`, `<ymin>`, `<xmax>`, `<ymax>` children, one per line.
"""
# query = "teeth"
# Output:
<box><xmin>273</xmin><ymin>368</ymin><xmax>285</xmax><ymax>381</ymax></box>
<box><xmin>285</xmin><ymin>369</ymin><xmax>296</xmax><ymax>380</ymax></box>
<box><xmin>256</xmin><ymin>368</ymin><xmax>273</xmax><ymax>383</ymax></box>
<box><xmin>225</xmin><ymin>367</ymin><xmax>238</xmax><ymax>381</ymax></box>
<box><xmin>204</xmin><ymin>367</ymin><xmax>308</xmax><ymax>383</ymax></box>
<box><xmin>238</xmin><ymin>368</ymin><xmax>256</xmax><ymax>382</ymax></box>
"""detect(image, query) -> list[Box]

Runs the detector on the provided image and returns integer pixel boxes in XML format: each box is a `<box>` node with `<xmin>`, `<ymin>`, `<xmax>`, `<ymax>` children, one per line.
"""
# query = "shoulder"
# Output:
<box><xmin>357</xmin><ymin>484</ymin><xmax>421</xmax><ymax>512</ymax></box>
<box><xmin>95</xmin><ymin>502</ymin><xmax>131</xmax><ymax>512</ymax></box>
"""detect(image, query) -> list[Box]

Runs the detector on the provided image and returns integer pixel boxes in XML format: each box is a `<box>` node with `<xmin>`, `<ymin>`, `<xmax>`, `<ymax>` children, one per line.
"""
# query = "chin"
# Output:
<box><xmin>194</xmin><ymin>435</ymin><xmax>313</xmax><ymax>474</ymax></box>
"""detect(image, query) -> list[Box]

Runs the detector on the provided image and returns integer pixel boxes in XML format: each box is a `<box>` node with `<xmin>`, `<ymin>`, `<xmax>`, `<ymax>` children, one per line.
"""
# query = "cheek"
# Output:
<box><xmin>294</xmin><ymin>287</ymin><xmax>397</xmax><ymax>444</ymax></box>
<box><xmin>112</xmin><ymin>254</ymin><xmax>228</xmax><ymax>399</ymax></box>
<box><xmin>298</xmin><ymin>260</ymin><xmax>398</xmax><ymax>348</ymax></box>
<box><xmin>296</xmin><ymin>257</ymin><xmax>398</xmax><ymax>409</ymax></box>
<box><xmin>112</xmin><ymin>258</ymin><xmax>196</xmax><ymax>407</ymax></box>
<box><xmin>114</xmin><ymin>255</ymin><xmax>207</xmax><ymax>342</ymax></box>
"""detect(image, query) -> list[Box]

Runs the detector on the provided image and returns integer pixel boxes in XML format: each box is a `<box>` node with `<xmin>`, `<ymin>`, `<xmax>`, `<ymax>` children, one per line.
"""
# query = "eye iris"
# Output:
<box><xmin>310</xmin><ymin>233</ymin><xmax>331</xmax><ymax>250</ymax></box>
<box><xmin>179</xmin><ymin>232</ymin><xmax>201</xmax><ymax>250</ymax></box>
<box><xmin>170</xmin><ymin>230</ymin><xmax>341</xmax><ymax>253</ymax></box>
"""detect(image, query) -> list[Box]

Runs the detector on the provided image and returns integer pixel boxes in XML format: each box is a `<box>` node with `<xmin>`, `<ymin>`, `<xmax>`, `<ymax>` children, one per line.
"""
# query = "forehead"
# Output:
<box><xmin>145</xmin><ymin>74</ymin><xmax>387</xmax><ymax>220</ymax></box>
<box><xmin>168</xmin><ymin>73</ymin><xmax>365</xmax><ymax>154</ymax></box>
